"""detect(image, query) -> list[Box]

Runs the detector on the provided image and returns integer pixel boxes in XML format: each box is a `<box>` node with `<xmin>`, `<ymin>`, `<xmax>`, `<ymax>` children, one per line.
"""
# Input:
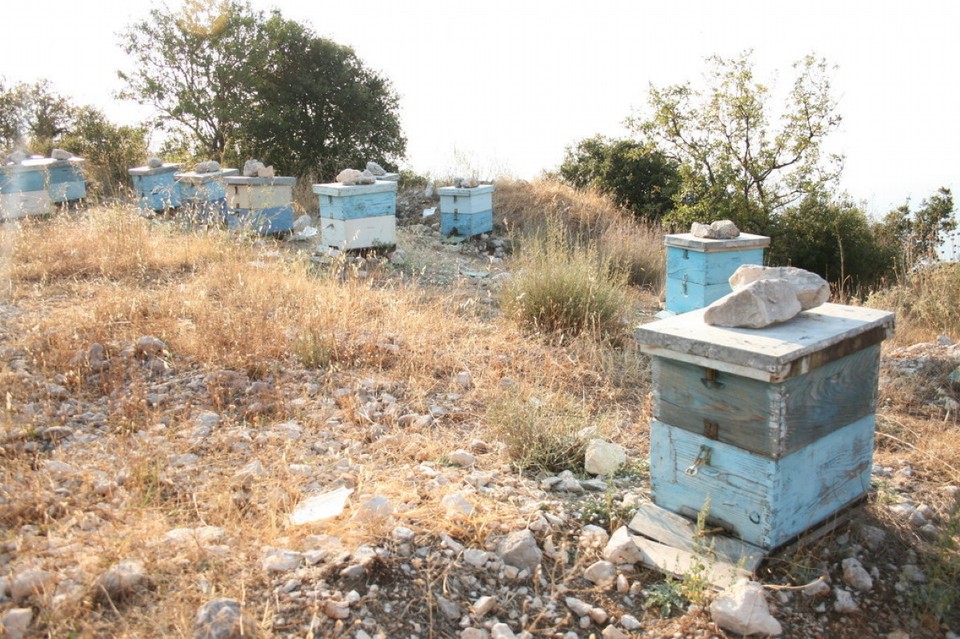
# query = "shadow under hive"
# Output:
<box><xmin>634</xmin><ymin>303</ymin><xmax>895</xmax><ymax>551</ymax></box>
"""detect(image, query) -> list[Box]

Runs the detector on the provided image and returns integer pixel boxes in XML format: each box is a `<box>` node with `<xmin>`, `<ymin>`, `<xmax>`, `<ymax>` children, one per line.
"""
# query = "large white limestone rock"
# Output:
<box><xmin>703</xmin><ymin>278</ymin><xmax>802</xmax><ymax>328</ymax></box>
<box><xmin>690</xmin><ymin>219</ymin><xmax>740</xmax><ymax>239</ymax></box>
<box><xmin>729</xmin><ymin>264</ymin><xmax>830</xmax><ymax>310</ymax></box>
<box><xmin>584</xmin><ymin>439</ymin><xmax>626</xmax><ymax>476</ymax></box>
<box><xmin>709</xmin><ymin>579</ymin><xmax>783</xmax><ymax>637</ymax></box>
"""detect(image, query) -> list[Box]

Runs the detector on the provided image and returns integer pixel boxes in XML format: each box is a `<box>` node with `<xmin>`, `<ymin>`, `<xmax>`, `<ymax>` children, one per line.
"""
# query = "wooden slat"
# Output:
<box><xmin>630</xmin><ymin>535</ymin><xmax>749</xmax><ymax>588</ymax></box>
<box><xmin>664</xmin><ymin>232</ymin><xmax>770</xmax><ymax>252</ymax></box>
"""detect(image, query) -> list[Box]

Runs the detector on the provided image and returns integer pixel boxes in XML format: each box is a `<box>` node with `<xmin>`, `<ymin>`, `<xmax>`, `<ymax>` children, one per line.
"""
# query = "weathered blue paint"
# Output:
<box><xmin>0</xmin><ymin>166</ymin><xmax>46</xmax><ymax>193</ymax></box>
<box><xmin>129</xmin><ymin>164</ymin><xmax>182</xmax><ymax>212</ymax></box>
<box><xmin>175</xmin><ymin>169</ymin><xmax>238</xmax><ymax>222</ymax></box>
<box><xmin>227</xmin><ymin>205</ymin><xmax>295</xmax><ymax>235</ymax></box>
<box><xmin>441</xmin><ymin>209</ymin><xmax>493</xmax><ymax>237</ymax></box>
<box><xmin>663</xmin><ymin>233</ymin><xmax>770</xmax><ymax>314</ymax></box>
<box><xmin>650</xmin><ymin>416</ymin><xmax>875</xmax><ymax>550</ymax></box>
<box><xmin>46</xmin><ymin>161</ymin><xmax>86</xmax><ymax>202</ymax></box>
<box><xmin>438</xmin><ymin>185</ymin><xmax>495</xmax><ymax>216</ymax></box>
<box><xmin>313</xmin><ymin>181</ymin><xmax>397</xmax><ymax>221</ymax></box>
<box><xmin>651</xmin><ymin>344</ymin><xmax>881</xmax><ymax>458</ymax></box>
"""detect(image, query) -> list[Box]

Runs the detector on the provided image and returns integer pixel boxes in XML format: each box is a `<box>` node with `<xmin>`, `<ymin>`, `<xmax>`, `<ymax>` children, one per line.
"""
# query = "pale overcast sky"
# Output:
<box><xmin>2</xmin><ymin>0</ymin><xmax>958</xmax><ymax>216</ymax></box>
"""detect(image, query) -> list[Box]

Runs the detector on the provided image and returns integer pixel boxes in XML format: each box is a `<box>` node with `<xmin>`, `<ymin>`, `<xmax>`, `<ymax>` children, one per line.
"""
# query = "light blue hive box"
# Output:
<box><xmin>129</xmin><ymin>163</ymin><xmax>182</xmax><ymax>213</ymax></box>
<box><xmin>0</xmin><ymin>159</ymin><xmax>53</xmax><ymax>219</ymax></box>
<box><xmin>664</xmin><ymin>232</ymin><xmax>770</xmax><ymax>314</ymax></box>
<box><xmin>312</xmin><ymin>181</ymin><xmax>397</xmax><ymax>250</ymax></box>
<box><xmin>437</xmin><ymin>184</ymin><xmax>494</xmax><ymax>237</ymax></box>
<box><xmin>45</xmin><ymin>158</ymin><xmax>86</xmax><ymax>204</ymax></box>
<box><xmin>634</xmin><ymin>303</ymin><xmax>894</xmax><ymax>551</ymax></box>
<box><xmin>224</xmin><ymin>175</ymin><xmax>296</xmax><ymax>235</ymax></box>
<box><xmin>175</xmin><ymin>167</ymin><xmax>239</xmax><ymax>223</ymax></box>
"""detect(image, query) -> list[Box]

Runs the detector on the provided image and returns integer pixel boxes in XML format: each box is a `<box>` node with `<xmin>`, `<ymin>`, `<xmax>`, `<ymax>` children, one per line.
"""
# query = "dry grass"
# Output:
<box><xmin>868</xmin><ymin>262</ymin><xmax>960</xmax><ymax>345</ymax></box>
<box><xmin>494</xmin><ymin>179</ymin><xmax>665</xmax><ymax>292</ymax></box>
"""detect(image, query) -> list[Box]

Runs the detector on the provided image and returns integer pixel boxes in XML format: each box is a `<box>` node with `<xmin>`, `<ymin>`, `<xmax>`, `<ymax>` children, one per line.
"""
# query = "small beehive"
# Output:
<box><xmin>224</xmin><ymin>175</ymin><xmax>296</xmax><ymax>235</ymax></box>
<box><xmin>312</xmin><ymin>181</ymin><xmax>397</xmax><ymax>250</ymax></box>
<box><xmin>46</xmin><ymin>158</ymin><xmax>86</xmax><ymax>204</ymax></box>
<box><xmin>635</xmin><ymin>303</ymin><xmax>894</xmax><ymax>550</ymax></box>
<box><xmin>664</xmin><ymin>233</ymin><xmax>770</xmax><ymax>314</ymax></box>
<box><xmin>438</xmin><ymin>184</ymin><xmax>494</xmax><ymax>237</ymax></box>
<box><xmin>129</xmin><ymin>163</ymin><xmax>182</xmax><ymax>213</ymax></box>
<box><xmin>0</xmin><ymin>159</ymin><xmax>52</xmax><ymax>219</ymax></box>
<box><xmin>175</xmin><ymin>168</ymin><xmax>239</xmax><ymax>223</ymax></box>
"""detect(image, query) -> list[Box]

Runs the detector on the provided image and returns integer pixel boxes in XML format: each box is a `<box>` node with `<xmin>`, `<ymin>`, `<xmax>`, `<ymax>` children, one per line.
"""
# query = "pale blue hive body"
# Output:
<box><xmin>224</xmin><ymin>175</ymin><xmax>297</xmax><ymax>235</ymax></box>
<box><xmin>129</xmin><ymin>163</ymin><xmax>183</xmax><ymax>213</ymax></box>
<box><xmin>312</xmin><ymin>181</ymin><xmax>397</xmax><ymax>250</ymax></box>
<box><xmin>437</xmin><ymin>184</ymin><xmax>494</xmax><ymax>238</ymax></box>
<box><xmin>0</xmin><ymin>158</ymin><xmax>86</xmax><ymax>219</ymax></box>
<box><xmin>175</xmin><ymin>168</ymin><xmax>239</xmax><ymax>223</ymax></box>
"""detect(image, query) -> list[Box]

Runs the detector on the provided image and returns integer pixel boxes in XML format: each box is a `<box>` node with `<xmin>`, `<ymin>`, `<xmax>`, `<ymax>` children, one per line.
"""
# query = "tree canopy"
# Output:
<box><xmin>629</xmin><ymin>51</ymin><xmax>842</xmax><ymax>233</ymax></box>
<box><xmin>118</xmin><ymin>0</ymin><xmax>406</xmax><ymax>178</ymax></box>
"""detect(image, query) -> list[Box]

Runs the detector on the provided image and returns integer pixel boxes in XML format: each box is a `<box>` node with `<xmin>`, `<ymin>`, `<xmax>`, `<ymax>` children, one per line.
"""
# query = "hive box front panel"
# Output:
<box><xmin>225</xmin><ymin>176</ymin><xmax>295</xmax><ymax>234</ymax></box>
<box><xmin>312</xmin><ymin>182</ymin><xmax>397</xmax><ymax>221</ymax></box>
<box><xmin>440</xmin><ymin>210</ymin><xmax>493</xmax><ymax>237</ymax></box>
<box><xmin>664</xmin><ymin>233</ymin><xmax>769</xmax><ymax>314</ymax></box>
<box><xmin>0</xmin><ymin>161</ymin><xmax>53</xmax><ymax>217</ymax></box>
<box><xmin>176</xmin><ymin>169</ymin><xmax>239</xmax><ymax>222</ymax></box>
<box><xmin>0</xmin><ymin>191</ymin><xmax>52</xmax><ymax>219</ymax></box>
<box><xmin>319</xmin><ymin>216</ymin><xmax>396</xmax><ymax>251</ymax></box>
<box><xmin>649</xmin><ymin>416</ymin><xmax>874</xmax><ymax>550</ymax></box>
<box><xmin>651</xmin><ymin>344</ymin><xmax>880</xmax><ymax>458</ymax></box>
<box><xmin>129</xmin><ymin>164</ymin><xmax>182</xmax><ymax>212</ymax></box>
<box><xmin>46</xmin><ymin>160</ymin><xmax>86</xmax><ymax>202</ymax></box>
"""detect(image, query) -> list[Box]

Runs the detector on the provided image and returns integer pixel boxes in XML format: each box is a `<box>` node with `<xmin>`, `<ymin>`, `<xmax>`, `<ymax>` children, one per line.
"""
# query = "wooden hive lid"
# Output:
<box><xmin>635</xmin><ymin>303</ymin><xmax>895</xmax><ymax>382</ymax></box>
<box><xmin>664</xmin><ymin>232</ymin><xmax>771</xmax><ymax>252</ymax></box>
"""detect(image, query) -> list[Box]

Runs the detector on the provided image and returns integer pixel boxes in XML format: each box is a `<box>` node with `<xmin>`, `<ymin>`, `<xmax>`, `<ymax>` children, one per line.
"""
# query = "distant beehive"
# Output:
<box><xmin>129</xmin><ymin>163</ymin><xmax>182</xmax><ymax>213</ymax></box>
<box><xmin>224</xmin><ymin>175</ymin><xmax>296</xmax><ymax>235</ymax></box>
<box><xmin>312</xmin><ymin>181</ymin><xmax>397</xmax><ymax>250</ymax></box>
<box><xmin>175</xmin><ymin>168</ymin><xmax>239</xmax><ymax>223</ymax></box>
<box><xmin>437</xmin><ymin>184</ymin><xmax>494</xmax><ymax>238</ymax></box>
<box><xmin>664</xmin><ymin>232</ymin><xmax>770</xmax><ymax>314</ymax></box>
<box><xmin>0</xmin><ymin>157</ymin><xmax>86</xmax><ymax>219</ymax></box>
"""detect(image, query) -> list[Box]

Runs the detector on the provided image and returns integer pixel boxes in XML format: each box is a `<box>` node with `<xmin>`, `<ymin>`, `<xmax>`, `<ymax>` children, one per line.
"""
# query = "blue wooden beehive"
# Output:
<box><xmin>312</xmin><ymin>181</ymin><xmax>397</xmax><ymax>250</ymax></box>
<box><xmin>129</xmin><ymin>163</ymin><xmax>182</xmax><ymax>213</ymax></box>
<box><xmin>224</xmin><ymin>175</ymin><xmax>296</xmax><ymax>235</ymax></box>
<box><xmin>0</xmin><ymin>159</ymin><xmax>52</xmax><ymax>219</ymax></box>
<box><xmin>46</xmin><ymin>158</ymin><xmax>86</xmax><ymax>204</ymax></box>
<box><xmin>664</xmin><ymin>233</ymin><xmax>770</xmax><ymax>314</ymax></box>
<box><xmin>175</xmin><ymin>168</ymin><xmax>239</xmax><ymax>223</ymax></box>
<box><xmin>437</xmin><ymin>184</ymin><xmax>494</xmax><ymax>237</ymax></box>
<box><xmin>635</xmin><ymin>303</ymin><xmax>894</xmax><ymax>550</ymax></box>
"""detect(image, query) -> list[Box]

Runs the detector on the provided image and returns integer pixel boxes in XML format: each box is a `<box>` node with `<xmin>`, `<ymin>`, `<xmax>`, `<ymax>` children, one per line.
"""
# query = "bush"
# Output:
<box><xmin>868</xmin><ymin>262</ymin><xmax>960</xmax><ymax>342</ymax></box>
<box><xmin>500</xmin><ymin>220</ymin><xmax>629</xmax><ymax>338</ymax></box>
<box><xmin>559</xmin><ymin>135</ymin><xmax>679</xmax><ymax>223</ymax></box>
<box><xmin>58</xmin><ymin>107</ymin><xmax>148</xmax><ymax>200</ymax></box>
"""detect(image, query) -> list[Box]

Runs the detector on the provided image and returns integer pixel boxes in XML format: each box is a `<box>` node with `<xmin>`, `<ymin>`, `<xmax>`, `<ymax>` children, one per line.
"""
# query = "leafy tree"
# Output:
<box><xmin>558</xmin><ymin>135</ymin><xmax>679</xmax><ymax>222</ymax></box>
<box><xmin>630</xmin><ymin>51</ymin><xmax>842</xmax><ymax>232</ymax></box>
<box><xmin>878</xmin><ymin>187</ymin><xmax>956</xmax><ymax>264</ymax></box>
<box><xmin>0</xmin><ymin>78</ymin><xmax>75</xmax><ymax>152</ymax></box>
<box><xmin>118</xmin><ymin>1</ymin><xmax>406</xmax><ymax>177</ymax></box>
<box><xmin>768</xmin><ymin>194</ymin><xmax>897</xmax><ymax>289</ymax></box>
<box><xmin>59</xmin><ymin>107</ymin><xmax>149</xmax><ymax>199</ymax></box>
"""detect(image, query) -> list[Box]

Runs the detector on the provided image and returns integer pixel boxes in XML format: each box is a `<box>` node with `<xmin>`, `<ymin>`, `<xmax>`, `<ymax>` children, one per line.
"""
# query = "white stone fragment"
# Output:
<box><xmin>289</xmin><ymin>486</ymin><xmax>353</xmax><ymax>525</ymax></box>
<box><xmin>0</xmin><ymin>608</ymin><xmax>32</xmax><ymax>639</ymax></box>
<box><xmin>497</xmin><ymin>529</ymin><xmax>543</xmax><ymax>573</ymax></box>
<box><xmin>729</xmin><ymin>264</ymin><xmax>830</xmax><ymax>310</ymax></box>
<box><xmin>584</xmin><ymin>439</ymin><xmax>626</xmax><ymax>476</ymax></box>
<box><xmin>491</xmin><ymin>623</ymin><xmax>517</xmax><ymax>639</ymax></box>
<box><xmin>242</xmin><ymin>159</ymin><xmax>265</xmax><ymax>177</ymax></box>
<box><xmin>441</xmin><ymin>492</ymin><xmax>476</xmax><ymax>518</ymax></box>
<box><xmin>833</xmin><ymin>587</ymin><xmax>859</xmax><ymax>613</ymax></box>
<box><xmin>601</xmin><ymin>625</ymin><xmax>629</xmax><ymax>639</ymax></box>
<box><xmin>703</xmin><ymin>278</ymin><xmax>802</xmax><ymax>328</ymax></box>
<box><xmin>583</xmin><ymin>560</ymin><xmax>617</xmax><ymax>588</ymax></box>
<box><xmin>841</xmin><ymin>557</ymin><xmax>874</xmax><ymax>592</ymax></box>
<box><xmin>51</xmin><ymin>148</ymin><xmax>73</xmax><ymax>160</ymax></box>
<box><xmin>471</xmin><ymin>595</ymin><xmax>497</xmax><ymax>617</ymax></box>
<box><xmin>449</xmin><ymin>449</ymin><xmax>477</xmax><ymax>467</ymax></box>
<box><xmin>146</xmin><ymin>157</ymin><xmax>163</xmax><ymax>168</ymax></box>
<box><xmin>602</xmin><ymin>526</ymin><xmax>642</xmax><ymax>565</ymax></box>
<box><xmin>709</xmin><ymin>579</ymin><xmax>782</xmax><ymax>637</ymax></box>
<box><xmin>366</xmin><ymin>161</ymin><xmax>386</xmax><ymax>176</ymax></box>
<box><xmin>351</xmin><ymin>496</ymin><xmax>393</xmax><ymax>526</ymax></box>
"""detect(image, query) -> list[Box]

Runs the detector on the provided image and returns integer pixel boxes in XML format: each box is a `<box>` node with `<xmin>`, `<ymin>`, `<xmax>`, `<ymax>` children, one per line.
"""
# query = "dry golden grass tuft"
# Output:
<box><xmin>868</xmin><ymin>262</ymin><xmax>960</xmax><ymax>345</ymax></box>
<box><xmin>494</xmin><ymin>178</ymin><xmax>665</xmax><ymax>292</ymax></box>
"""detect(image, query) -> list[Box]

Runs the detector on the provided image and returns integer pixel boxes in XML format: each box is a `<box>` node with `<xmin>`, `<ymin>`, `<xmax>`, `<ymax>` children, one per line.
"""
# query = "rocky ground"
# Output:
<box><xmin>0</xmin><ymin>192</ymin><xmax>958</xmax><ymax>638</ymax></box>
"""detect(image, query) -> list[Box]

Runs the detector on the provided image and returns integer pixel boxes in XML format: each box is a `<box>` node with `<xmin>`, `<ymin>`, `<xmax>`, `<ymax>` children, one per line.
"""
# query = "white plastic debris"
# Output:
<box><xmin>289</xmin><ymin>486</ymin><xmax>353</xmax><ymax>525</ymax></box>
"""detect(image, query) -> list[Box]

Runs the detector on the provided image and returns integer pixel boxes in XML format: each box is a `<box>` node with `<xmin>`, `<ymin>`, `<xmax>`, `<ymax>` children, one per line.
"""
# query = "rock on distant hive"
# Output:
<box><xmin>129</xmin><ymin>160</ymin><xmax>183</xmax><ymax>213</ymax></box>
<box><xmin>313</xmin><ymin>174</ymin><xmax>397</xmax><ymax>250</ymax></box>
<box><xmin>437</xmin><ymin>181</ymin><xmax>494</xmax><ymax>238</ymax></box>
<box><xmin>663</xmin><ymin>224</ymin><xmax>770</xmax><ymax>315</ymax></box>
<box><xmin>224</xmin><ymin>160</ymin><xmax>295</xmax><ymax>235</ymax></box>
<box><xmin>634</xmin><ymin>303</ymin><xmax>894</xmax><ymax>550</ymax></box>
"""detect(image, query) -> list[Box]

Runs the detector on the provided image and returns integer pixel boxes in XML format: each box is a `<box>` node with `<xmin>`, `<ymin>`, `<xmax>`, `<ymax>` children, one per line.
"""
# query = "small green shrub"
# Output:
<box><xmin>574</xmin><ymin>491</ymin><xmax>635</xmax><ymax>531</ymax></box>
<box><xmin>485</xmin><ymin>388</ymin><xmax>587</xmax><ymax>473</ymax></box>
<box><xmin>501</xmin><ymin>221</ymin><xmax>629</xmax><ymax>338</ymax></box>
<box><xmin>643</xmin><ymin>580</ymin><xmax>687</xmax><ymax>618</ymax></box>
<box><xmin>909</xmin><ymin>505</ymin><xmax>960</xmax><ymax>625</ymax></box>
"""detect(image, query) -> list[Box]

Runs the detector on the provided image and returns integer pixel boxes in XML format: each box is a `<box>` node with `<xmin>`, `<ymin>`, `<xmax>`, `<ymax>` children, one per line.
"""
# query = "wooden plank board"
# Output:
<box><xmin>635</xmin><ymin>303</ymin><xmax>894</xmax><ymax>382</ymax></box>
<box><xmin>630</xmin><ymin>535</ymin><xmax>748</xmax><ymax>588</ymax></box>
<box><xmin>439</xmin><ymin>189</ymin><xmax>494</xmax><ymax>215</ymax></box>
<box><xmin>665</xmin><ymin>279</ymin><xmax>733</xmax><ymax>315</ymax></box>
<box><xmin>319</xmin><ymin>215</ymin><xmax>396</xmax><ymax>250</ymax></box>
<box><xmin>652</xmin><ymin>345</ymin><xmax>879</xmax><ymax>458</ymax></box>
<box><xmin>441</xmin><ymin>209</ymin><xmax>493</xmax><ymax>237</ymax></box>
<box><xmin>628</xmin><ymin>500</ymin><xmax>764</xmax><ymax>571</ymax></box>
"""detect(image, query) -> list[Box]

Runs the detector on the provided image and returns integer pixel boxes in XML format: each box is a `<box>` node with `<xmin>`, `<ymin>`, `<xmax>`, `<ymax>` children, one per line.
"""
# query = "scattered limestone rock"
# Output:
<box><xmin>95</xmin><ymin>559</ymin><xmax>150</xmax><ymax>605</ymax></box>
<box><xmin>449</xmin><ymin>449</ymin><xmax>477</xmax><ymax>467</ymax></box>
<box><xmin>580</xmin><ymin>524</ymin><xmax>610</xmax><ymax>550</ymax></box>
<box><xmin>602</xmin><ymin>526</ymin><xmax>642</xmax><ymax>565</ymax></box>
<box><xmin>491</xmin><ymin>623</ymin><xmax>517</xmax><ymax>639</ymax></box>
<box><xmin>441</xmin><ymin>492</ymin><xmax>476</xmax><ymax>518</ymax></box>
<box><xmin>351</xmin><ymin>495</ymin><xmax>394</xmax><ymax>526</ymax></box>
<box><xmin>194</xmin><ymin>598</ymin><xmax>255</xmax><ymax>639</ymax></box>
<box><xmin>620</xmin><ymin>614</ymin><xmax>641</xmax><ymax>630</ymax></box>
<box><xmin>146</xmin><ymin>157</ymin><xmax>163</xmax><ymax>168</ymax></box>
<box><xmin>11</xmin><ymin>569</ymin><xmax>57</xmax><ymax>604</ymax></box>
<box><xmin>366</xmin><ymin>161</ymin><xmax>386</xmax><ymax>176</ymax></box>
<box><xmin>7</xmin><ymin>150</ymin><xmax>27</xmax><ymax>164</ymax></box>
<box><xmin>242</xmin><ymin>159</ymin><xmax>266</xmax><ymax>177</ymax></box>
<box><xmin>51</xmin><ymin>148</ymin><xmax>73</xmax><ymax>160</ymax></box>
<box><xmin>704</xmin><ymin>278</ymin><xmax>803</xmax><ymax>328</ymax></box>
<box><xmin>456</xmin><ymin>370</ymin><xmax>474</xmax><ymax>389</ymax></box>
<box><xmin>471</xmin><ymin>595</ymin><xmax>497</xmax><ymax>618</ymax></box>
<box><xmin>497</xmin><ymin>529</ymin><xmax>543</xmax><ymax>573</ymax></box>
<box><xmin>584</xmin><ymin>439</ymin><xmax>626</xmax><ymax>476</ymax></box>
<box><xmin>583</xmin><ymin>560</ymin><xmax>617</xmax><ymax>588</ymax></box>
<box><xmin>289</xmin><ymin>487</ymin><xmax>352</xmax><ymax>525</ymax></box>
<box><xmin>195</xmin><ymin>160</ymin><xmax>221</xmax><ymax>173</ymax></box>
<box><xmin>436</xmin><ymin>595</ymin><xmax>461</xmax><ymax>620</ymax></box>
<box><xmin>163</xmin><ymin>525</ymin><xmax>225</xmax><ymax>547</ymax></box>
<box><xmin>1</xmin><ymin>608</ymin><xmax>32</xmax><ymax>639</ymax></box>
<box><xmin>461</xmin><ymin>629</ymin><xmax>490</xmax><ymax>639</ymax></box>
<box><xmin>601</xmin><ymin>626</ymin><xmax>630</xmax><ymax>639</ymax></box>
<box><xmin>690</xmin><ymin>219</ymin><xmax>740</xmax><ymax>239</ymax></box>
<box><xmin>729</xmin><ymin>264</ymin><xmax>830</xmax><ymax>310</ymax></box>
<box><xmin>262</xmin><ymin>549</ymin><xmax>303</xmax><ymax>573</ymax></box>
<box><xmin>802</xmin><ymin>577</ymin><xmax>831</xmax><ymax>597</ymax></box>
<box><xmin>841</xmin><ymin>557</ymin><xmax>874</xmax><ymax>592</ymax></box>
<box><xmin>323</xmin><ymin>598</ymin><xmax>351</xmax><ymax>619</ymax></box>
<box><xmin>709</xmin><ymin>579</ymin><xmax>782</xmax><ymax>637</ymax></box>
<box><xmin>833</xmin><ymin>587</ymin><xmax>859</xmax><ymax>613</ymax></box>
